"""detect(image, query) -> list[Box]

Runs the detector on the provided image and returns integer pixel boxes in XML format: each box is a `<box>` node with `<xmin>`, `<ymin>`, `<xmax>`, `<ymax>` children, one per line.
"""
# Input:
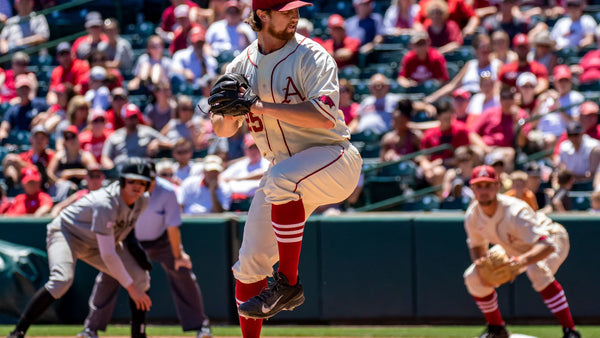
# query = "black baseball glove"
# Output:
<box><xmin>208</xmin><ymin>73</ymin><xmax>258</xmax><ymax>116</ymax></box>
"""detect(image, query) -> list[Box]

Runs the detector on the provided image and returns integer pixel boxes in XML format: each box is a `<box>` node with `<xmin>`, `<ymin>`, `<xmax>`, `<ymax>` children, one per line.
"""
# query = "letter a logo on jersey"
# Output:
<box><xmin>281</xmin><ymin>77</ymin><xmax>305</xmax><ymax>104</ymax></box>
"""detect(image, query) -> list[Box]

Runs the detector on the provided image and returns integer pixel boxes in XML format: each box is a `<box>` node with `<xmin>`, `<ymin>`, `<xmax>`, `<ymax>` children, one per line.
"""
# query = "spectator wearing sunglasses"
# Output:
<box><xmin>46</xmin><ymin>125</ymin><xmax>98</xmax><ymax>199</ymax></box>
<box><xmin>0</xmin><ymin>52</ymin><xmax>38</xmax><ymax>104</ymax></box>
<box><xmin>171</xmin><ymin>138</ymin><xmax>203</xmax><ymax>183</ymax></box>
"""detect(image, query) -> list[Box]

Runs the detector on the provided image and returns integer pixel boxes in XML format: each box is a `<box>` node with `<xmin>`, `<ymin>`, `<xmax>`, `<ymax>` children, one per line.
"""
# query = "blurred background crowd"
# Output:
<box><xmin>1</xmin><ymin>0</ymin><xmax>600</xmax><ymax>216</ymax></box>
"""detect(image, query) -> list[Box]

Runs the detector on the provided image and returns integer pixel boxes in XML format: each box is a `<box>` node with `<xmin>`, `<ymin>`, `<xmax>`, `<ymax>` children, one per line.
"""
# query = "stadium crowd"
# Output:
<box><xmin>1</xmin><ymin>0</ymin><xmax>600</xmax><ymax>216</ymax></box>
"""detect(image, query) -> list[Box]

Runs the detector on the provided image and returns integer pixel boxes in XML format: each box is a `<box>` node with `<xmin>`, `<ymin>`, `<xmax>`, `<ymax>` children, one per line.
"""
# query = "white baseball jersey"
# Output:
<box><xmin>226</xmin><ymin>33</ymin><xmax>350</xmax><ymax>164</ymax></box>
<box><xmin>464</xmin><ymin>194</ymin><xmax>563</xmax><ymax>257</ymax></box>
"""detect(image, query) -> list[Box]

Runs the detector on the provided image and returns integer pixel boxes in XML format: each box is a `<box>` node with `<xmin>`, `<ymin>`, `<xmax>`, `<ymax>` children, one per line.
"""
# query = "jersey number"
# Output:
<box><xmin>245</xmin><ymin>113</ymin><xmax>263</xmax><ymax>132</ymax></box>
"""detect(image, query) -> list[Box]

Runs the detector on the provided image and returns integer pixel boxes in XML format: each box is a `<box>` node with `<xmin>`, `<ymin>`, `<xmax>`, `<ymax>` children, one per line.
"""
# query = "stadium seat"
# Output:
<box><xmin>570</xmin><ymin>194</ymin><xmax>591</xmax><ymax>211</ymax></box>
<box><xmin>381</xmin><ymin>34</ymin><xmax>412</xmax><ymax>46</ymax></box>
<box><xmin>230</xmin><ymin>197</ymin><xmax>253</xmax><ymax>212</ymax></box>
<box><xmin>443</xmin><ymin>47</ymin><xmax>475</xmax><ymax>67</ymax></box>
<box><xmin>440</xmin><ymin>195</ymin><xmax>471</xmax><ymax>210</ymax></box>
<box><xmin>578</xmin><ymin>80</ymin><xmax>600</xmax><ymax>92</ymax></box>
<box><xmin>360</xmin><ymin>63</ymin><xmax>397</xmax><ymax>79</ymax></box>
<box><xmin>405</xmin><ymin>80</ymin><xmax>440</xmax><ymax>95</ymax></box>
<box><xmin>3</xmin><ymin>130</ymin><xmax>31</xmax><ymax>147</ymax></box>
<box><xmin>339</xmin><ymin>66</ymin><xmax>361</xmax><ymax>80</ymax></box>
<box><xmin>401</xmin><ymin>194</ymin><xmax>441</xmax><ymax>211</ymax></box>
<box><xmin>380</xmin><ymin>160</ymin><xmax>417</xmax><ymax>178</ymax></box>
<box><xmin>571</xmin><ymin>181</ymin><xmax>594</xmax><ymax>191</ymax></box>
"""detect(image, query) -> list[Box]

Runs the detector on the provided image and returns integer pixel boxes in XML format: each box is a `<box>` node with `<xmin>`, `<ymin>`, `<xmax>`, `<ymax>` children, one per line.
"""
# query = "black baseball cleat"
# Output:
<box><xmin>238</xmin><ymin>271</ymin><xmax>304</xmax><ymax>319</ymax></box>
<box><xmin>7</xmin><ymin>330</ymin><xmax>25</xmax><ymax>338</ymax></box>
<box><xmin>478</xmin><ymin>325</ymin><xmax>509</xmax><ymax>338</ymax></box>
<box><xmin>563</xmin><ymin>327</ymin><xmax>582</xmax><ymax>338</ymax></box>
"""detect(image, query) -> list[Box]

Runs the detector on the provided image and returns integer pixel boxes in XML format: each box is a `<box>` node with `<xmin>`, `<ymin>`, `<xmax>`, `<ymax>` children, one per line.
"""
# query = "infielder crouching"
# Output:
<box><xmin>464</xmin><ymin>165</ymin><xmax>580</xmax><ymax>338</ymax></box>
<box><xmin>8</xmin><ymin>159</ymin><xmax>154</xmax><ymax>338</ymax></box>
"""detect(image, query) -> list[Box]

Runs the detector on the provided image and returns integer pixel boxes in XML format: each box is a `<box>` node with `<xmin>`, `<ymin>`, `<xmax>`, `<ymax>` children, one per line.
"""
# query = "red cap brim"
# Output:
<box><xmin>271</xmin><ymin>1</ymin><xmax>312</xmax><ymax>11</ymax></box>
<box><xmin>469</xmin><ymin>177</ymin><xmax>497</xmax><ymax>185</ymax></box>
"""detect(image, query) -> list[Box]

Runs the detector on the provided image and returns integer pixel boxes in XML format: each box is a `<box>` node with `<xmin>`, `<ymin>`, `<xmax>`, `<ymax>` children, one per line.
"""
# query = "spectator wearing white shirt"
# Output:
<box><xmin>0</xmin><ymin>0</ymin><xmax>49</xmax><ymax>54</ymax></box>
<box><xmin>84</xmin><ymin>66</ymin><xmax>111</xmax><ymax>111</ymax></box>
<box><xmin>178</xmin><ymin>155</ymin><xmax>231</xmax><ymax>215</ymax></box>
<box><xmin>171</xmin><ymin>138</ymin><xmax>203</xmax><ymax>184</ymax></box>
<box><xmin>171</xmin><ymin>25</ymin><xmax>218</xmax><ymax>88</ymax></box>
<box><xmin>220</xmin><ymin>134</ymin><xmax>270</xmax><ymax>198</ymax></box>
<box><xmin>205</xmin><ymin>0</ymin><xmax>256</xmax><ymax>57</ymax></box>
<box><xmin>556</xmin><ymin>121</ymin><xmax>600</xmax><ymax>185</ymax></box>
<box><xmin>537</xmin><ymin>65</ymin><xmax>584</xmax><ymax>140</ymax></box>
<box><xmin>354</xmin><ymin>73</ymin><xmax>403</xmax><ymax>135</ymax></box>
<box><xmin>550</xmin><ymin>0</ymin><xmax>597</xmax><ymax>50</ymax></box>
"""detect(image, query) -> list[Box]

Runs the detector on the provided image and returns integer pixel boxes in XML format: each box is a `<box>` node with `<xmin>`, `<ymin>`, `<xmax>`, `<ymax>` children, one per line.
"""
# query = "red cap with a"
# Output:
<box><xmin>189</xmin><ymin>25</ymin><xmax>206</xmax><ymax>43</ymax></box>
<box><xmin>123</xmin><ymin>103</ymin><xmax>141</xmax><ymax>119</ymax></box>
<box><xmin>21</xmin><ymin>166</ymin><xmax>41</xmax><ymax>184</ymax></box>
<box><xmin>252</xmin><ymin>0</ymin><xmax>312</xmax><ymax>11</ymax></box>
<box><xmin>512</xmin><ymin>33</ymin><xmax>529</xmax><ymax>47</ymax></box>
<box><xmin>452</xmin><ymin>88</ymin><xmax>471</xmax><ymax>100</ymax></box>
<box><xmin>328</xmin><ymin>14</ymin><xmax>345</xmax><ymax>28</ymax></box>
<box><xmin>64</xmin><ymin>125</ymin><xmax>79</xmax><ymax>136</ymax></box>
<box><xmin>553</xmin><ymin>65</ymin><xmax>572</xmax><ymax>80</ymax></box>
<box><xmin>470</xmin><ymin>165</ymin><xmax>498</xmax><ymax>185</ymax></box>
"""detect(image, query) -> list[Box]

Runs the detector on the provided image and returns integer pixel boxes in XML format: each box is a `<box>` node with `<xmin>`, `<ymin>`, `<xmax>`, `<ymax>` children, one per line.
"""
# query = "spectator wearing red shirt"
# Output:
<box><xmin>554</xmin><ymin>101</ymin><xmax>600</xmax><ymax>156</ymax></box>
<box><xmin>71</xmin><ymin>12</ymin><xmax>109</xmax><ymax>60</ymax></box>
<box><xmin>320</xmin><ymin>14</ymin><xmax>361</xmax><ymax>69</ymax></box>
<box><xmin>415</xmin><ymin>0</ymin><xmax>479</xmax><ymax>36</ymax></box>
<box><xmin>79</xmin><ymin>108</ymin><xmax>113</xmax><ymax>165</ymax></box>
<box><xmin>498</xmin><ymin>34</ymin><xmax>549</xmax><ymax>94</ymax></box>
<box><xmin>50</xmin><ymin>42</ymin><xmax>90</xmax><ymax>95</ymax></box>
<box><xmin>425</xmin><ymin>0</ymin><xmax>463</xmax><ymax>54</ymax></box>
<box><xmin>397</xmin><ymin>31</ymin><xmax>449</xmax><ymax>87</ymax></box>
<box><xmin>339</xmin><ymin>79</ymin><xmax>360</xmax><ymax>133</ymax></box>
<box><xmin>104</xmin><ymin>87</ymin><xmax>128</xmax><ymax>131</ymax></box>
<box><xmin>472</xmin><ymin>87</ymin><xmax>529</xmax><ymax>148</ymax></box>
<box><xmin>576</xmin><ymin>28</ymin><xmax>600</xmax><ymax>83</ymax></box>
<box><xmin>0</xmin><ymin>52</ymin><xmax>37</xmax><ymax>103</ymax></box>
<box><xmin>2</xmin><ymin>125</ymin><xmax>55</xmax><ymax>188</ymax></box>
<box><xmin>169</xmin><ymin>4</ymin><xmax>196</xmax><ymax>55</ymax></box>
<box><xmin>5</xmin><ymin>166</ymin><xmax>53</xmax><ymax>216</ymax></box>
<box><xmin>158</xmin><ymin>0</ymin><xmax>200</xmax><ymax>39</ymax></box>
<box><xmin>422</xmin><ymin>100</ymin><xmax>470</xmax><ymax>163</ymax></box>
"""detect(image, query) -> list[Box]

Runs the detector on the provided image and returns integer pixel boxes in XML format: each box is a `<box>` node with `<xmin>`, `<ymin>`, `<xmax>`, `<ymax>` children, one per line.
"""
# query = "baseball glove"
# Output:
<box><xmin>208</xmin><ymin>73</ymin><xmax>258</xmax><ymax>116</ymax></box>
<box><xmin>476</xmin><ymin>246</ymin><xmax>522</xmax><ymax>286</ymax></box>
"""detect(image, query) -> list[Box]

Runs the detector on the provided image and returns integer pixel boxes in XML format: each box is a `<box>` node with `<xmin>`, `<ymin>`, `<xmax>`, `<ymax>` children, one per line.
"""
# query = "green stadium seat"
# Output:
<box><xmin>380</xmin><ymin>160</ymin><xmax>416</xmax><ymax>178</ymax></box>
<box><xmin>360</xmin><ymin>63</ymin><xmax>397</xmax><ymax>79</ymax></box>
<box><xmin>440</xmin><ymin>195</ymin><xmax>471</xmax><ymax>210</ymax></box>
<box><xmin>382</xmin><ymin>34</ymin><xmax>412</xmax><ymax>46</ymax></box>
<box><xmin>339</xmin><ymin>66</ymin><xmax>361</xmax><ymax>80</ymax></box>
<box><xmin>572</xmin><ymin>181</ymin><xmax>594</xmax><ymax>191</ymax></box>
<box><xmin>443</xmin><ymin>47</ymin><xmax>475</xmax><ymax>67</ymax></box>
<box><xmin>401</xmin><ymin>194</ymin><xmax>441</xmax><ymax>211</ymax></box>
<box><xmin>570</xmin><ymin>194</ymin><xmax>591</xmax><ymax>211</ymax></box>
<box><xmin>578</xmin><ymin>80</ymin><xmax>600</xmax><ymax>92</ymax></box>
<box><xmin>230</xmin><ymin>197</ymin><xmax>253</xmax><ymax>212</ymax></box>
<box><xmin>4</xmin><ymin>130</ymin><xmax>31</xmax><ymax>146</ymax></box>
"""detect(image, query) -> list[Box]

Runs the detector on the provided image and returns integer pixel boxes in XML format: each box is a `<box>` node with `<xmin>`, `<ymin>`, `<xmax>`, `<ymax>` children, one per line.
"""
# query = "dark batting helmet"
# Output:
<box><xmin>119</xmin><ymin>158</ymin><xmax>153</xmax><ymax>190</ymax></box>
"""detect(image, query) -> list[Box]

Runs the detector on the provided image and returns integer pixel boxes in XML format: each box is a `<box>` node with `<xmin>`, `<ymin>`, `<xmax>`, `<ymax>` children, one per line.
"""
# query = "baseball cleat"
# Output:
<box><xmin>76</xmin><ymin>329</ymin><xmax>98</xmax><ymax>338</ymax></box>
<box><xmin>478</xmin><ymin>325</ymin><xmax>509</xmax><ymax>338</ymax></box>
<box><xmin>197</xmin><ymin>324</ymin><xmax>213</xmax><ymax>338</ymax></box>
<box><xmin>7</xmin><ymin>330</ymin><xmax>24</xmax><ymax>338</ymax></box>
<box><xmin>237</xmin><ymin>271</ymin><xmax>304</xmax><ymax>319</ymax></box>
<box><xmin>563</xmin><ymin>328</ymin><xmax>581</xmax><ymax>338</ymax></box>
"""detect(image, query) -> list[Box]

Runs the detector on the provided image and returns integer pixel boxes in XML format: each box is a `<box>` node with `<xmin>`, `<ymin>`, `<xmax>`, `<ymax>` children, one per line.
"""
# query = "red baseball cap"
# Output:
<box><xmin>328</xmin><ymin>14</ymin><xmax>345</xmax><ymax>28</ymax></box>
<box><xmin>21</xmin><ymin>166</ymin><xmax>41</xmax><ymax>184</ymax></box>
<box><xmin>252</xmin><ymin>0</ymin><xmax>312</xmax><ymax>11</ymax></box>
<box><xmin>15</xmin><ymin>74</ymin><xmax>32</xmax><ymax>89</ymax></box>
<box><xmin>63</xmin><ymin>125</ymin><xmax>79</xmax><ymax>136</ymax></box>
<box><xmin>470</xmin><ymin>165</ymin><xmax>498</xmax><ymax>185</ymax></box>
<box><xmin>553</xmin><ymin>64</ymin><xmax>572</xmax><ymax>80</ymax></box>
<box><xmin>512</xmin><ymin>33</ymin><xmax>529</xmax><ymax>47</ymax></box>
<box><xmin>123</xmin><ymin>103</ymin><xmax>141</xmax><ymax>119</ymax></box>
<box><xmin>452</xmin><ymin>88</ymin><xmax>471</xmax><ymax>100</ymax></box>
<box><xmin>189</xmin><ymin>25</ymin><xmax>206</xmax><ymax>43</ymax></box>
<box><xmin>581</xmin><ymin>101</ymin><xmax>599</xmax><ymax>115</ymax></box>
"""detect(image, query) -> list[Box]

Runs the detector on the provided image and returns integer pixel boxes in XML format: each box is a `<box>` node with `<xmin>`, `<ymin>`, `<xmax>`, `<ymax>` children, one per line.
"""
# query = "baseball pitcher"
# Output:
<box><xmin>207</xmin><ymin>0</ymin><xmax>362</xmax><ymax>337</ymax></box>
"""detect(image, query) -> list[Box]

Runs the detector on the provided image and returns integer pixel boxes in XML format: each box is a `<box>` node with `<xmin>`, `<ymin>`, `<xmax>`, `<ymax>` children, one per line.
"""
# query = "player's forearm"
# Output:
<box><xmin>96</xmin><ymin>234</ymin><xmax>134</xmax><ymax>287</ymax></box>
<box><xmin>469</xmin><ymin>246</ymin><xmax>488</xmax><ymax>263</ymax></box>
<box><xmin>251</xmin><ymin>101</ymin><xmax>334</xmax><ymax>129</ymax></box>
<box><xmin>211</xmin><ymin>113</ymin><xmax>244</xmax><ymax>137</ymax></box>
<box><xmin>517</xmin><ymin>241</ymin><xmax>555</xmax><ymax>266</ymax></box>
<box><xmin>166</xmin><ymin>226</ymin><xmax>184</xmax><ymax>259</ymax></box>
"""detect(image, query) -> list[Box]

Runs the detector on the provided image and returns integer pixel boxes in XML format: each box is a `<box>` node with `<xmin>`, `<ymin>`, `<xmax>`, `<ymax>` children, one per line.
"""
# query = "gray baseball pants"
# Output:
<box><xmin>84</xmin><ymin>231</ymin><xmax>209</xmax><ymax>331</ymax></box>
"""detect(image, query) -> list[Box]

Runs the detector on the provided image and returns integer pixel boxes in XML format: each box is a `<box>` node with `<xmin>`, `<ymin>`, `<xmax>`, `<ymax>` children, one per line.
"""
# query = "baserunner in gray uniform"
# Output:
<box><xmin>77</xmin><ymin>175</ymin><xmax>213</xmax><ymax>338</ymax></box>
<box><xmin>8</xmin><ymin>159</ymin><xmax>154</xmax><ymax>338</ymax></box>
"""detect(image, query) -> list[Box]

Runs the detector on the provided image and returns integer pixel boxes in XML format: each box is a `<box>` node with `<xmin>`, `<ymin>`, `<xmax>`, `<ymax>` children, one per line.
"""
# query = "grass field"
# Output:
<box><xmin>1</xmin><ymin>325</ymin><xmax>599</xmax><ymax>338</ymax></box>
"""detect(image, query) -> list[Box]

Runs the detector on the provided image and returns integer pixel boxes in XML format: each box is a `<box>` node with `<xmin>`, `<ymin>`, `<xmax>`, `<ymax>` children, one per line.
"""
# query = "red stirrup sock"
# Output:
<box><xmin>271</xmin><ymin>199</ymin><xmax>305</xmax><ymax>285</ymax></box>
<box><xmin>473</xmin><ymin>291</ymin><xmax>505</xmax><ymax>326</ymax></box>
<box><xmin>540</xmin><ymin>280</ymin><xmax>575</xmax><ymax>330</ymax></box>
<box><xmin>236</xmin><ymin>279</ymin><xmax>268</xmax><ymax>338</ymax></box>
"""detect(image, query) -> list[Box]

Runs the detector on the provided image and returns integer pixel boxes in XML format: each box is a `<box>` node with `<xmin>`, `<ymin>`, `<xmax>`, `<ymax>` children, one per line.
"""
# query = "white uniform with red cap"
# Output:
<box><xmin>227</xmin><ymin>8</ymin><xmax>362</xmax><ymax>283</ymax></box>
<box><xmin>463</xmin><ymin>166</ymin><xmax>570</xmax><ymax>297</ymax></box>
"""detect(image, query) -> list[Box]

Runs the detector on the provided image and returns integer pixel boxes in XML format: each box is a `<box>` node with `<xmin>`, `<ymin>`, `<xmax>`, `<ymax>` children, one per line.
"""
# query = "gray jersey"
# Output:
<box><xmin>52</xmin><ymin>181</ymin><xmax>149</xmax><ymax>247</ymax></box>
